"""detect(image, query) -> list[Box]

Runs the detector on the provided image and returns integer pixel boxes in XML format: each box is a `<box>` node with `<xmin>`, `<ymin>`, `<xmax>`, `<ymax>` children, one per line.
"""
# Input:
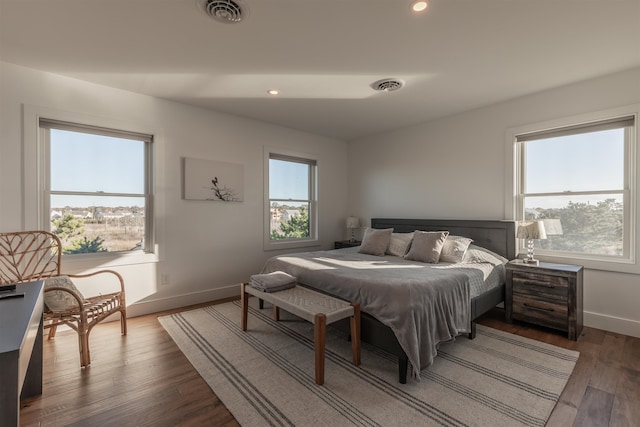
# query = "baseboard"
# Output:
<box><xmin>126</xmin><ymin>284</ymin><xmax>241</xmax><ymax>318</ymax></box>
<box><xmin>584</xmin><ymin>311</ymin><xmax>640</xmax><ymax>338</ymax></box>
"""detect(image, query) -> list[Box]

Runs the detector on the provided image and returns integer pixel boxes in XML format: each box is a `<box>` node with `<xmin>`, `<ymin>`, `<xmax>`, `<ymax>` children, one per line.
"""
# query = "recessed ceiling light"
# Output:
<box><xmin>411</xmin><ymin>1</ymin><xmax>428</xmax><ymax>12</ymax></box>
<box><xmin>267</xmin><ymin>89</ymin><xmax>280</xmax><ymax>96</ymax></box>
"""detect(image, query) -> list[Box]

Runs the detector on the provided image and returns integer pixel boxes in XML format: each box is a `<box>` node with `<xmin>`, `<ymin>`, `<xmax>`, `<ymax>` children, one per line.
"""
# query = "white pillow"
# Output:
<box><xmin>44</xmin><ymin>275</ymin><xmax>85</xmax><ymax>312</ymax></box>
<box><xmin>440</xmin><ymin>235</ymin><xmax>474</xmax><ymax>263</ymax></box>
<box><xmin>386</xmin><ymin>232</ymin><xmax>414</xmax><ymax>257</ymax></box>
<box><xmin>404</xmin><ymin>231</ymin><xmax>449</xmax><ymax>263</ymax></box>
<box><xmin>463</xmin><ymin>244</ymin><xmax>508</xmax><ymax>265</ymax></box>
<box><xmin>358</xmin><ymin>228</ymin><xmax>393</xmax><ymax>256</ymax></box>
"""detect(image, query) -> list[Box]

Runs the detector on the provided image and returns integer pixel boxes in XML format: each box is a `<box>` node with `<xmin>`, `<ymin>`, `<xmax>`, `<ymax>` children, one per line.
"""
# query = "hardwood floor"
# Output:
<box><xmin>20</xmin><ymin>301</ymin><xmax>640</xmax><ymax>426</ymax></box>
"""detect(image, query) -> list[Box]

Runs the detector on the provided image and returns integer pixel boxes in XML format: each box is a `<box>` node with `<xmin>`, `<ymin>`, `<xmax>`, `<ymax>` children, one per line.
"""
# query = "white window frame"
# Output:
<box><xmin>263</xmin><ymin>147</ymin><xmax>318</xmax><ymax>251</ymax></box>
<box><xmin>40</xmin><ymin>118</ymin><xmax>154</xmax><ymax>254</ymax></box>
<box><xmin>23</xmin><ymin>105</ymin><xmax>162</xmax><ymax>267</ymax></box>
<box><xmin>505</xmin><ymin>104</ymin><xmax>639</xmax><ymax>273</ymax></box>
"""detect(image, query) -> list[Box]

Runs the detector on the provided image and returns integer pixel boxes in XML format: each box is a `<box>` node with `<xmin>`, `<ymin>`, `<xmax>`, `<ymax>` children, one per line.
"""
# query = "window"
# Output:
<box><xmin>514</xmin><ymin>114</ymin><xmax>635</xmax><ymax>263</ymax></box>
<box><xmin>264</xmin><ymin>151</ymin><xmax>317</xmax><ymax>250</ymax></box>
<box><xmin>40</xmin><ymin>119</ymin><xmax>153</xmax><ymax>255</ymax></box>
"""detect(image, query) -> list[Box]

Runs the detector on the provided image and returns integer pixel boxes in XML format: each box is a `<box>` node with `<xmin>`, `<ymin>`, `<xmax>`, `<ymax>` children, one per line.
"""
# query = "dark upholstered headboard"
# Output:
<box><xmin>371</xmin><ymin>218</ymin><xmax>516</xmax><ymax>260</ymax></box>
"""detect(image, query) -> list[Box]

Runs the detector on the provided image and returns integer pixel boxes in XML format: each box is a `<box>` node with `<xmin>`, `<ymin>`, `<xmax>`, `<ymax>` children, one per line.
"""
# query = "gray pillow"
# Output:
<box><xmin>358</xmin><ymin>228</ymin><xmax>393</xmax><ymax>256</ymax></box>
<box><xmin>386</xmin><ymin>232</ymin><xmax>414</xmax><ymax>257</ymax></box>
<box><xmin>440</xmin><ymin>235</ymin><xmax>473</xmax><ymax>263</ymax></box>
<box><xmin>404</xmin><ymin>230</ymin><xmax>449</xmax><ymax>263</ymax></box>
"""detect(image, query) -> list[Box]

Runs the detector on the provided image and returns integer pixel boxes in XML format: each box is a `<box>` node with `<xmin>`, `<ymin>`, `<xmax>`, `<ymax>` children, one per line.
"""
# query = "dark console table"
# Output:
<box><xmin>0</xmin><ymin>281</ymin><xmax>44</xmax><ymax>427</ymax></box>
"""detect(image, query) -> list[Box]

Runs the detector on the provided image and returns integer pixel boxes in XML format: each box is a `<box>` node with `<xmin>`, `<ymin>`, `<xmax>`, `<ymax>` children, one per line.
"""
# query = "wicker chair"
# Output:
<box><xmin>0</xmin><ymin>230</ymin><xmax>127</xmax><ymax>367</ymax></box>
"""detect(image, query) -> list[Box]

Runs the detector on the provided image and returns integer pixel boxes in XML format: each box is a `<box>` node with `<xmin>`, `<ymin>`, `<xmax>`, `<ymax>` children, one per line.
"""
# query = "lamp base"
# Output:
<box><xmin>522</xmin><ymin>258</ymin><xmax>540</xmax><ymax>265</ymax></box>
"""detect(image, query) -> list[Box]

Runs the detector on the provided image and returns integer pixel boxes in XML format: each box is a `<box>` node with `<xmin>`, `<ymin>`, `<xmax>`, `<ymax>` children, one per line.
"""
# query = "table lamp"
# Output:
<box><xmin>517</xmin><ymin>220</ymin><xmax>547</xmax><ymax>265</ymax></box>
<box><xmin>345</xmin><ymin>216</ymin><xmax>360</xmax><ymax>242</ymax></box>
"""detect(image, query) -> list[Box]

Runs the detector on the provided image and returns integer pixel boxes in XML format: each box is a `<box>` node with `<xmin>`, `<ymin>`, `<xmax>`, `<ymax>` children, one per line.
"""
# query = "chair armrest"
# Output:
<box><xmin>67</xmin><ymin>270</ymin><xmax>126</xmax><ymax>294</ymax></box>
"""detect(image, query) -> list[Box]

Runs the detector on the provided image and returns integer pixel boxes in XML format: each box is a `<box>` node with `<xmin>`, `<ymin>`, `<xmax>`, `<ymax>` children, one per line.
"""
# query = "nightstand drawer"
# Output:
<box><xmin>512</xmin><ymin>294</ymin><xmax>568</xmax><ymax>331</ymax></box>
<box><xmin>512</xmin><ymin>272</ymin><xmax>568</xmax><ymax>301</ymax></box>
<box><xmin>505</xmin><ymin>261</ymin><xmax>583</xmax><ymax>340</ymax></box>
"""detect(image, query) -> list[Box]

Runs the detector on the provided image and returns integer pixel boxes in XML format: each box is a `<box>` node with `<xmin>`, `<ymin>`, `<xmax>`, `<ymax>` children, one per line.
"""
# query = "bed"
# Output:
<box><xmin>260</xmin><ymin>218</ymin><xmax>516</xmax><ymax>383</ymax></box>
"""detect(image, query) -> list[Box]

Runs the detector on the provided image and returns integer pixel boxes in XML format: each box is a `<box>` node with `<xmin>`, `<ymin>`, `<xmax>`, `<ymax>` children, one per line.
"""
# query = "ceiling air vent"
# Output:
<box><xmin>202</xmin><ymin>0</ymin><xmax>244</xmax><ymax>23</ymax></box>
<box><xmin>372</xmin><ymin>79</ymin><xmax>404</xmax><ymax>92</ymax></box>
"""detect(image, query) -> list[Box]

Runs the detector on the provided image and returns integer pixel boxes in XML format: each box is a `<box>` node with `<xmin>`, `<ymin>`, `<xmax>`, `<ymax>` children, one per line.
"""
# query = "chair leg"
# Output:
<box><xmin>78</xmin><ymin>331</ymin><xmax>91</xmax><ymax>367</ymax></box>
<box><xmin>120</xmin><ymin>309</ymin><xmax>128</xmax><ymax>335</ymax></box>
<box><xmin>48</xmin><ymin>325</ymin><xmax>58</xmax><ymax>339</ymax></box>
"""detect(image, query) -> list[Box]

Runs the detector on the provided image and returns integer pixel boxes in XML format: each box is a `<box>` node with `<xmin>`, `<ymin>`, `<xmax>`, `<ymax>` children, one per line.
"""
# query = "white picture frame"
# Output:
<box><xmin>183</xmin><ymin>157</ymin><xmax>244</xmax><ymax>202</ymax></box>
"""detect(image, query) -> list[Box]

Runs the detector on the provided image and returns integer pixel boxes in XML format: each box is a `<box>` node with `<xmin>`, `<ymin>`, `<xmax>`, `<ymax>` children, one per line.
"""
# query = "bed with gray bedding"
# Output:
<box><xmin>261</xmin><ymin>218</ymin><xmax>516</xmax><ymax>383</ymax></box>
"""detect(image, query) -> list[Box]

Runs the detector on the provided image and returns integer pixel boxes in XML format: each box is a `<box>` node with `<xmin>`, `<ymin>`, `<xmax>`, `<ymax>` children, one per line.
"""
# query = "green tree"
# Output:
<box><xmin>271</xmin><ymin>206</ymin><xmax>310</xmax><ymax>240</ymax></box>
<box><xmin>532</xmin><ymin>198</ymin><xmax>623</xmax><ymax>256</ymax></box>
<box><xmin>51</xmin><ymin>213</ymin><xmax>107</xmax><ymax>254</ymax></box>
<box><xmin>66</xmin><ymin>236</ymin><xmax>107</xmax><ymax>254</ymax></box>
<box><xmin>51</xmin><ymin>214</ymin><xmax>85</xmax><ymax>241</ymax></box>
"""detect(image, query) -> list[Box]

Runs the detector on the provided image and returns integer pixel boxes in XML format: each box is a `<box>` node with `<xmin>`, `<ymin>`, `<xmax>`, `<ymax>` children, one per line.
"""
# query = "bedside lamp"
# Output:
<box><xmin>517</xmin><ymin>220</ymin><xmax>547</xmax><ymax>265</ymax></box>
<box><xmin>345</xmin><ymin>216</ymin><xmax>360</xmax><ymax>242</ymax></box>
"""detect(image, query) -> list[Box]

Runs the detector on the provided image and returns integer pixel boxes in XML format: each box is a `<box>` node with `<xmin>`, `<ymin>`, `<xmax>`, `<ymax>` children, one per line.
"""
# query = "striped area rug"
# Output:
<box><xmin>159</xmin><ymin>300</ymin><xmax>578</xmax><ymax>427</ymax></box>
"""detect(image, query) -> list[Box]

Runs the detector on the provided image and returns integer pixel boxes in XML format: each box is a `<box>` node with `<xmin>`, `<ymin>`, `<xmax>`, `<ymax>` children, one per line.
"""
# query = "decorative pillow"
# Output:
<box><xmin>463</xmin><ymin>244</ymin><xmax>509</xmax><ymax>265</ymax></box>
<box><xmin>358</xmin><ymin>228</ymin><xmax>394</xmax><ymax>256</ymax></box>
<box><xmin>386</xmin><ymin>232</ymin><xmax>414</xmax><ymax>257</ymax></box>
<box><xmin>44</xmin><ymin>275</ymin><xmax>85</xmax><ymax>312</ymax></box>
<box><xmin>439</xmin><ymin>235</ymin><xmax>474</xmax><ymax>263</ymax></box>
<box><xmin>404</xmin><ymin>230</ymin><xmax>449</xmax><ymax>263</ymax></box>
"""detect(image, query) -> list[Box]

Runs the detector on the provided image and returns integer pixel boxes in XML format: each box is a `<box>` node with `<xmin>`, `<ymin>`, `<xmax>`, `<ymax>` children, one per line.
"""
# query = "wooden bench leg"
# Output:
<box><xmin>314</xmin><ymin>313</ymin><xmax>326</xmax><ymax>385</ymax></box>
<box><xmin>350</xmin><ymin>303</ymin><xmax>361</xmax><ymax>366</ymax></box>
<box><xmin>273</xmin><ymin>305</ymin><xmax>280</xmax><ymax>321</ymax></box>
<box><xmin>241</xmin><ymin>283</ymin><xmax>249</xmax><ymax>331</ymax></box>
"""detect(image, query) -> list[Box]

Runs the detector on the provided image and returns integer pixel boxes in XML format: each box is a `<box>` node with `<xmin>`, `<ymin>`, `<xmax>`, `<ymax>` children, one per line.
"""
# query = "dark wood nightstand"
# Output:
<box><xmin>505</xmin><ymin>260</ymin><xmax>583</xmax><ymax>340</ymax></box>
<box><xmin>334</xmin><ymin>240</ymin><xmax>361</xmax><ymax>249</ymax></box>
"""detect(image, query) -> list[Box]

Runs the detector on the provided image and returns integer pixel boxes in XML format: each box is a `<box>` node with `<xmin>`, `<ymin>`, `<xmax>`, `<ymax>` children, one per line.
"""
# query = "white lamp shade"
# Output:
<box><xmin>517</xmin><ymin>220</ymin><xmax>547</xmax><ymax>240</ymax></box>
<box><xmin>345</xmin><ymin>216</ymin><xmax>360</xmax><ymax>229</ymax></box>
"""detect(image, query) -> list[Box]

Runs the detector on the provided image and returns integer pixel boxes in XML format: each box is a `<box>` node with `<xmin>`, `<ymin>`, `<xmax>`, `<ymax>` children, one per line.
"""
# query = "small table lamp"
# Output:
<box><xmin>517</xmin><ymin>220</ymin><xmax>547</xmax><ymax>265</ymax></box>
<box><xmin>345</xmin><ymin>216</ymin><xmax>360</xmax><ymax>242</ymax></box>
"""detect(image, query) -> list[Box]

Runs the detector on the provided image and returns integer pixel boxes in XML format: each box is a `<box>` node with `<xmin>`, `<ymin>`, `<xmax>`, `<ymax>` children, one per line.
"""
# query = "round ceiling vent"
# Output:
<box><xmin>202</xmin><ymin>0</ymin><xmax>244</xmax><ymax>23</ymax></box>
<box><xmin>372</xmin><ymin>79</ymin><xmax>404</xmax><ymax>92</ymax></box>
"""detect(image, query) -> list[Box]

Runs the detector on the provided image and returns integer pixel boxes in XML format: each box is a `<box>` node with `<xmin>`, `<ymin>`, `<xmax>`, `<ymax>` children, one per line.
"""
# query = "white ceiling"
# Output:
<box><xmin>1</xmin><ymin>0</ymin><xmax>639</xmax><ymax>141</ymax></box>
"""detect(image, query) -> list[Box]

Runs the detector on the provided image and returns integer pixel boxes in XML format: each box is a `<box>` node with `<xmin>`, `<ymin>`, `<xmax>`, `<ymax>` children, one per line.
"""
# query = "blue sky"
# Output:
<box><xmin>50</xmin><ymin>129</ymin><xmax>145</xmax><ymax>208</ymax></box>
<box><xmin>269</xmin><ymin>159</ymin><xmax>309</xmax><ymax>201</ymax></box>
<box><xmin>524</xmin><ymin>128</ymin><xmax>624</xmax><ymax>209</ymax></box>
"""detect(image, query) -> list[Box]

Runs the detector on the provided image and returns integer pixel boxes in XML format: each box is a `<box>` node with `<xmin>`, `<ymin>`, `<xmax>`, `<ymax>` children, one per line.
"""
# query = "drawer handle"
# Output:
<box><xmin>513</xmin><ymin>279</ymin><xmax>556</xmax><ymax>288</ymax></box>
<box><xmin>523</xmin><ymin>303</ymin><xmax>554</xmax><ymax>312</ymax></box>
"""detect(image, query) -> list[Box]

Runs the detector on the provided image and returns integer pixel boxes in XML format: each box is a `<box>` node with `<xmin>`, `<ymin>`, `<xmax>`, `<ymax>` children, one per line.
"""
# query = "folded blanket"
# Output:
<box><xmin>250</xmin><ymin>271</ymin><xmax>297</xmax><ymax>293</ymax></box>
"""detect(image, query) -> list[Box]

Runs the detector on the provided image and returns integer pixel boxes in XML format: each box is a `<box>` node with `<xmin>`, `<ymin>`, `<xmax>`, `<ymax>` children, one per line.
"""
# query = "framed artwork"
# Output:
<box><xmin>183</xmin><ymin>157</ymin><xmax>244</xmax><ymax>202</ymax></box>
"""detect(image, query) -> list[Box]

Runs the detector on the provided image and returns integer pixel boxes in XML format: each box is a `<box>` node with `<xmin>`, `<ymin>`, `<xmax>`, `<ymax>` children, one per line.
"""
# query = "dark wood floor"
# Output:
<box><xmin>20</xmin><ymin>301</ymin><xmax>640</xmax><ymax>427</ymax></box>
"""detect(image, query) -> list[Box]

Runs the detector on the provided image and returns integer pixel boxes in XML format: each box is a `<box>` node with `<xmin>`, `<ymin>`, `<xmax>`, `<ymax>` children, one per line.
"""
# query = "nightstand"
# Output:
<box><xmin>505</xmin><ymin>260</ymin><xmax>583</xmax><ymax>340</ymax></box>
<box><xmin>334</xmin><ymin>240</ymin><xmax>361</xmax><ymax>249</ymax></box>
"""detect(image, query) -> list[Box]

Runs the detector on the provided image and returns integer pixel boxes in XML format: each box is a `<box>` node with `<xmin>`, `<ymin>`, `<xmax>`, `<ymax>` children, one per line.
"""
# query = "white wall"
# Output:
<box><xmin>0</xmin><ymin>61</ymin><xmax>348</xmax><ymax>316</ymax></box>
<box><xmin>348</xmin><ymin>67</ymin><xmax>640</xmax><ymax>338</ymax></box>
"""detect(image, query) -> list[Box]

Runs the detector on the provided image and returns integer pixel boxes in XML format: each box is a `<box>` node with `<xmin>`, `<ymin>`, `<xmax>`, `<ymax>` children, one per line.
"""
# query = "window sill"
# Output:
<box><xmin>263</xmin><ymin>238</ymin><xmax>320</xmax><ymax>252</ymax></box>
<box><xmin>525</xmin><ymin>253</ymin><xmax>640</xmax><ymax>275</ymax></box>
<box><xmin>61</xmin><ymin>250</ymin><xmax>159</xmax><ymax>270</ymax></box>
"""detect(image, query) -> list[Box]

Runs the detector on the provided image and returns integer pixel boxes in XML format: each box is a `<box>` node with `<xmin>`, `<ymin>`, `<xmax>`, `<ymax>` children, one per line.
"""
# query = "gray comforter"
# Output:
<box><xmin>261</xmin><ymin>249</ymin><xmax>504</xmax><ymax>380</ymax></box>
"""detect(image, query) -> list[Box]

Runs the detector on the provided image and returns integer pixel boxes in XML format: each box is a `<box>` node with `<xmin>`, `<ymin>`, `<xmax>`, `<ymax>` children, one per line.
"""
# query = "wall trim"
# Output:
<box><xmin>584</xmin><ymin>310</ymin><xmax>640</xmax><ymax>339</ymax></box>
<box><xmin>126</xmin><ymin>283</ymin><xmax>241</xmax><ymax>318</ymax></box>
